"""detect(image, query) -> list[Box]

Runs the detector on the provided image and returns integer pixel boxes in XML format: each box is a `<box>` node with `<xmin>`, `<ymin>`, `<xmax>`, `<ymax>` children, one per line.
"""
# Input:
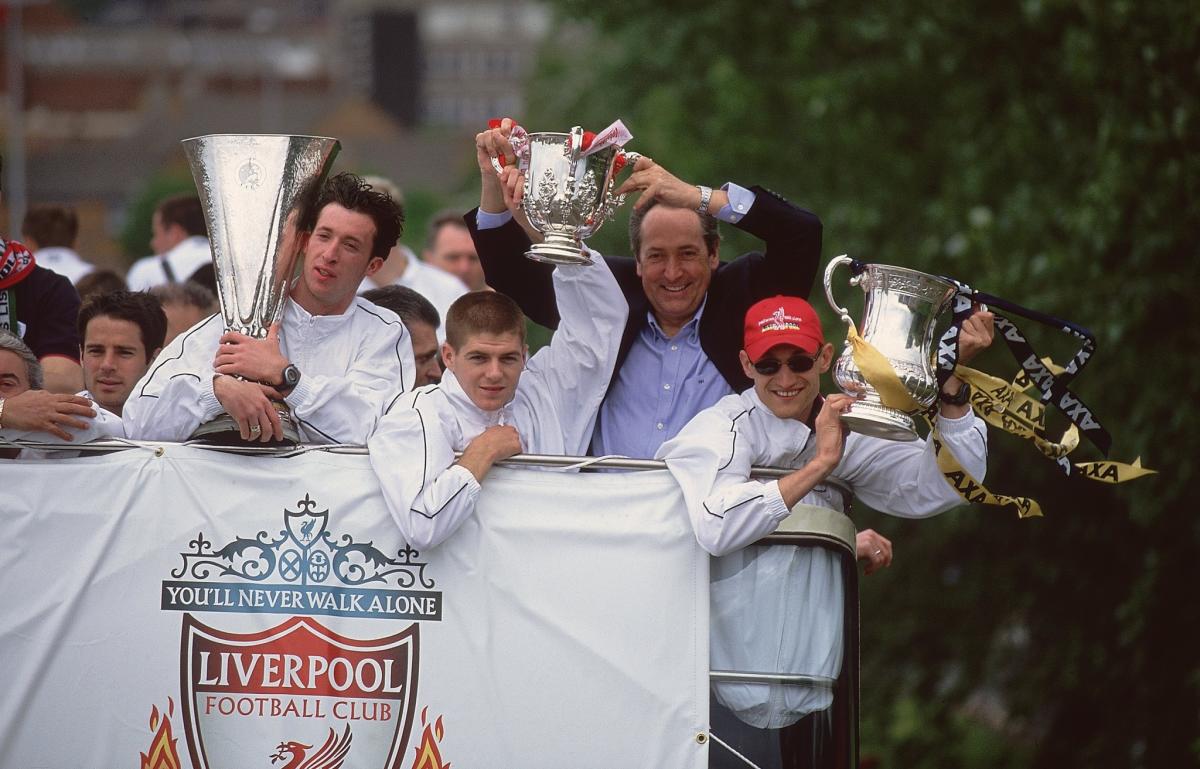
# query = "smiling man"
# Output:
<box><xmin>469</xmin><ymin>119</ymin><xmax>823</xmax><ymax>459</ymax></box>
<box><xmin>124</xmin><ymin>173</ymin><xmax>414</xmax><ymax>444</ymax></box>
<box><xmin>78</xmin><ymin>291</ymin><xmax>166</xmax><ymax>417</ymax></box>
<box><xmin>657</xmin><ymin>295</ymin><xmax>993</xmax><ymax>760</ymax></box>
<box><xmin>367</xmin><ymin>246</ymin><xmax>627</xmax><ymax>550</ymax></box>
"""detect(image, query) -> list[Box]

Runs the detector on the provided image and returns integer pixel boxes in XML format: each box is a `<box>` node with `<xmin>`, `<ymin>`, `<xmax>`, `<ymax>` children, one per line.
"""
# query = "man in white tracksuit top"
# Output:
<box><xmin>368</xmin><ymin>247</ymin><xmax>627</xmax><ymax>550</ymax></box>
<box><xmin>658</xmin><ymin>295</ymin><xmax>993</xmax><ymax>733</ymax></box>
<box><xmin>124</xmin><ymin>174</ymin><xmax>413</xmax><ymax>444</ymax></box>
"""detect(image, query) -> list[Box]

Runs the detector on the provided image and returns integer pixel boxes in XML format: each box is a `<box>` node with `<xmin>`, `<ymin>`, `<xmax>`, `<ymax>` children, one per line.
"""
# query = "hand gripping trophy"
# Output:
<box><xmin>490</xmin><ymin>122</ymin><xmax>641</xmax><ymax>265</ymax></box>
<box><xmin>183</xmin><ymin>134</ymin><xmax>340</xmax><ymax>443</ymax></box>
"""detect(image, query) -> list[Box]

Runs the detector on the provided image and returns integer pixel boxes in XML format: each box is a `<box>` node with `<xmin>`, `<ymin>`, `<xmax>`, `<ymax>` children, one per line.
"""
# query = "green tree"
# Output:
<box><xmin>528</xmin><ymin>1</ymin><xmax>1200</xmax><ymax>765</ymax></box>
<box><xmin>120</xmin><ymin>169</ymin><xmax>196</xmax><ymax>263</ymax></box>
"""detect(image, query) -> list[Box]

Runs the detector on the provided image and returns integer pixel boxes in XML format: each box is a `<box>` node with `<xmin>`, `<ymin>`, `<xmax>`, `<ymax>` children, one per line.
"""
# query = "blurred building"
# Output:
<box><xmin>0</xmin><ymin>0</ymin><xmax>549</xmax><ymax>267</ymax></box>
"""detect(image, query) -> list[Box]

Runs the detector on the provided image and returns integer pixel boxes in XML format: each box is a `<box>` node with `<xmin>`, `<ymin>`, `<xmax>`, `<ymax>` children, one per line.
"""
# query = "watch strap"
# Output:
<box><xmin>939</xmin><ymin>380</ymin><xmax>971</xmax><ymax>406</ymax></box>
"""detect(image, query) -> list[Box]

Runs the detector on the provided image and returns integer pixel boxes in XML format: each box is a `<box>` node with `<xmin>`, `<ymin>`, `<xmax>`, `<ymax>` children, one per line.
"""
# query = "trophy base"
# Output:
<box><xmin>840</xmin><ymin>401</ymin><xmax>919</xmax><ymax>442</ymax></box>
<box><xmin>525</xmin><ymin>235</ymin><xmax>593</xmax><ymax>266</ymax></box>
<box><xmin>189</xmin><ymin>401</ymin><xmax>301</xmax><ymax>446</ymax></box>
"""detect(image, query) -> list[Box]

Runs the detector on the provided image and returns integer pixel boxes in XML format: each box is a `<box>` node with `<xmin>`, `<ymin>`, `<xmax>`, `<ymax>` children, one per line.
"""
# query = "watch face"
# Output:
<box><xmin>283</xmin><ymin>365</ymin><xmax>300</xmax><ymax>387</ymax></box>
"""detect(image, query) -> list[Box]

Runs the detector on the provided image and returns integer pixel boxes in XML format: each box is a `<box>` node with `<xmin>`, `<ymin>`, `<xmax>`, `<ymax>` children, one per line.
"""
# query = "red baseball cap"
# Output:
<box><xmin>743</xmin><ymin>296</ymin><xmax>825</xmax><ymax>361</ymax></box>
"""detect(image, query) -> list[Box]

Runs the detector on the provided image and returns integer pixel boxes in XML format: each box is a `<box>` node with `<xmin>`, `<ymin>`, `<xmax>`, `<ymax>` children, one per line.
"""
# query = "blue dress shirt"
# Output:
<box><xmin>592</xmin><ymin>299</ymin><xmax>734</xmax><ymax>458</ymax></box>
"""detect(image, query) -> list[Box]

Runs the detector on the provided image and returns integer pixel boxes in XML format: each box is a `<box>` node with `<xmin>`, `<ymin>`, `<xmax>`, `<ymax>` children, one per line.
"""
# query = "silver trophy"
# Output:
<box><xmin>492</xmin><ymin>126</ymin><xmax>639</xmax><ymax>265</ymax></box>
<box><xmin>182</xmin><ymin>134</ymin><xmax>341</xmax><ymax>443</ymax></box>
<box><xmin>823</xmin><ymin>255</ymin><xmax>956</xmax><ymax>441</ymax></box>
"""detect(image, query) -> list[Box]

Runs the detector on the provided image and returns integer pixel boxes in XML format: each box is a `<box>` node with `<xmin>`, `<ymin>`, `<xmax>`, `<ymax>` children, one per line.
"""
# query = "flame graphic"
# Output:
<box><xmin>411</xmin><ymin>706</ymin><xmax>451</xmax><ymax>769</ymax></box>
<box><xmin>140</xmin><ymin>698</ymin><xmax>183</xmax><ymax>769</ymax></box>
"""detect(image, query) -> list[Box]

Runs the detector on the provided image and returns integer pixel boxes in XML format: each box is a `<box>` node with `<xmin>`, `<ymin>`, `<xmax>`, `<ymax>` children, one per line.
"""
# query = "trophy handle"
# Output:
<box><xmin>605</xmin><ymin>151</ymin><xmax>642</xmax><ymax>208</ymax></box>
<box><xmin>823</xmin><ymin>254</ymin><xmax>855</xmax><ymax>325</ymax></box>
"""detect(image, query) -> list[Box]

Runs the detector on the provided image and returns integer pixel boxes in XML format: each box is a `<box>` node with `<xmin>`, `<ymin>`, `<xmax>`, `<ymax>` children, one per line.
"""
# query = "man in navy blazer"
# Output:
<box><xmin>466</xmin><ymin>119</ymin><xmax>822</xmax><ymax>458</ymax></box>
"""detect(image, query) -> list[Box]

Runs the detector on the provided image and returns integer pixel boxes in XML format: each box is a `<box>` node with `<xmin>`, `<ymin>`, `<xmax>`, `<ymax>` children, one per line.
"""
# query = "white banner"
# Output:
<box><xmin>0</xmin><ymin>447</ymin><xmax>709</xmax><ymax>769</ymax></box>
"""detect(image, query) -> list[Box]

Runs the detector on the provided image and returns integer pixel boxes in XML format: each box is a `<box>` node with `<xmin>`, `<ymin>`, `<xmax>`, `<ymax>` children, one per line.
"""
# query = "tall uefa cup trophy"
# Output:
<box><xmin>493</xmin><ymin>126</ymin><xmax>640</xmax><ymax>265</ymax></box>
<box><xmin>823</xmin><ymin>255</ymin><xmax>956</xmax><ymax>441</ymax></box>
<box><xmin>183</xmin><ymin>134</ymin><xmax>341</xmax><ymax>443</ymax></box>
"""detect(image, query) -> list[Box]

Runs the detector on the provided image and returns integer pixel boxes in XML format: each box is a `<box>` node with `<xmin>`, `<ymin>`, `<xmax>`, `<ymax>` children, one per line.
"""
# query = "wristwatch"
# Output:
<box><xmin>939</xmin><ymin>380</ymin><xmax>971</xmax><ymax>406</ymax></box>
<box><xmin>278</xmin><ymin>364</ymin><xmax>301</xmax><ymax>394</ymax></box>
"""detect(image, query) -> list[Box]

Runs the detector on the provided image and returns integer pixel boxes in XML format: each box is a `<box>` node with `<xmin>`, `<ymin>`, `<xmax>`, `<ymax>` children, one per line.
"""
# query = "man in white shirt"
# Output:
<box><xmin>421</xmin><ymin>210</ymin><xmax>487</xmax><ymax>291</ymax></box>
<box><xmin>125</xmin><ymin>195</ymin><xmax>212</xmax><ymax>291</ymax></box>
<box><xmin>20</xmin><ymin>205</ymin><xmax>95</xmax><ymax>285</ymax></box>
<box><xmin>356</xmin><ymin>178</ymin><xmax>468</xmax><ymax>342</ymax></box>
<box><xmin>124</xmin><ymin>173</ymin><xmax>414</xmax><ymax>444</ymax></box>
<box><xmin>658</xmin><ymin>295</ymin><xmax>992</xmax><ymax>747</ymax></box>
<box><xmin>367</xmin><ymin>246</ymin><xmax>627</xmax><ymax>551</ymax></box>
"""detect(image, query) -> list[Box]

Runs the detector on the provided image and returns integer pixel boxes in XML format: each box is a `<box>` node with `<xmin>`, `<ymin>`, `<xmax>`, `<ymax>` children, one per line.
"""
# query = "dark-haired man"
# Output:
<box><xmin>367</xmin><ymin>244</ymin><xmax>627</xmax><ymax>550</ymax></box>
<box><xmin>126</xmin><ymin>194</ymin><xmax>211</xmax><ymax>291</ymax></box>
<box><xmin>0</xmin><ymin>330</ymin><xmax>123</xmax><ymax>456</ymax></box>
<box><xmin>470</xmin><ymin>119</ymin><xmax>822</xmax><ymax>459</ymax></box>
<box><xmin>78</xmin><ymin>291</ymin><xmax>166</xmax><ymax>417</ymax></box>
<box><xmin>21</xmin><ymin>205</ymin><xmax>95</xmax><ymax>284</ymax></box>
<box><xmin>360</xmin><ymin>285</ymin><xmax>442</xmax><ymax>387</ymax></box>
<box><xmin>125</xmin><ymin>173</ymin><xmax>414</xmax><ymax>444</ymax></box>
<box><xmin>0</xmin><ymin>154</ymin><xmax>84</xmax><ymax>394</ymax></box>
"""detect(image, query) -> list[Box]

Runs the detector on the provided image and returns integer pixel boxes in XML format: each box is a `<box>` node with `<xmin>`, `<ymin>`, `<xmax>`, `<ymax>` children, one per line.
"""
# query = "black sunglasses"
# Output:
<box><xmin>752</xmin><ymin>353</ymin><xmax>819</xmax><ymax>376</ymax></box>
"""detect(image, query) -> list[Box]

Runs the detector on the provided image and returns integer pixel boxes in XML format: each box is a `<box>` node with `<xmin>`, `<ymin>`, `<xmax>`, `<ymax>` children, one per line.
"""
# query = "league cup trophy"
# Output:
<box><xmin>823</xmin><ymin>255</ymin><xmax>957</xmax><ymax>441</ymax></box>
<box><xmin>492</xmin><ymin>126</ymin><xmax>640</xmax><ymax>265</ymax></box>
<box><xmin>182</xmin><ymin>134</ymin><xmax>341</xmax><ymax>443</ymax></box>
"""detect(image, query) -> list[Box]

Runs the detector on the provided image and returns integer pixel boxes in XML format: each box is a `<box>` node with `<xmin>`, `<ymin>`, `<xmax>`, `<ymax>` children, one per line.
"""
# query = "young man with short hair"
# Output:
<box><xmin>124</xmin><ymin>174</ymin><xmax>414</xmax><ymax>444</ymax></box>
<box><xmin>78</xmin><ymin>290</ymin><xmax>166</xmax><ymax>417</ymax></box>
<box><xmin>657</xmin><ymin>296</ymin><xmax>992</xmax><ymax>750</ymax></box>
<box><xmin>21</xmin><ymin>205</ymin><xmax>95</xmax><ymax>285</ymax></box>
<box><xmin>367</xmin><ymin>250</ymin><xmax>627</xmax><ymax>550</ymax></box>
<box><xmin>126</xmin><ymin>194</ymin><xmax>212</xmax><ymax>291</ymax></box>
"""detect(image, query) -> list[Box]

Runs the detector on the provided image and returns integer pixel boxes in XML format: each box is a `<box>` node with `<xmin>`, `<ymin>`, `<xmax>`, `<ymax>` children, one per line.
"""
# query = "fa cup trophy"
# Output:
<box><xmin>183</xmin><ymin>134</ymin><xmax>340</xmax><ymax>443</ymax></box>
<box><xmin>823</xmin><ymin>255</ymin><xmax>957</xmax><ymax>441</ymax></box>
<box><xmin>492</xmin><ymin>125</ymin><xmax>640</xmax><ymax>265</ymax></box>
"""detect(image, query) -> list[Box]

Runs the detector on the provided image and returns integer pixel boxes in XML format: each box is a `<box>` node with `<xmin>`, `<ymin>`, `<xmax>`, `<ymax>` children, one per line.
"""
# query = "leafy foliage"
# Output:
<box><xmin>528</xmin><ymin>1</ymin><xmax>1200</xmax><ymax>765</ymax></box>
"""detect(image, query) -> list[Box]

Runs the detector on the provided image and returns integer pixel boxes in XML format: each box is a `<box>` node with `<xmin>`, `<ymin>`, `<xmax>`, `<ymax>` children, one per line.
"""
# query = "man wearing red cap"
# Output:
<box><xmin>657</xmin><ymin>295</ymin><xmax>993</xmax><ymax>759</ymax></box>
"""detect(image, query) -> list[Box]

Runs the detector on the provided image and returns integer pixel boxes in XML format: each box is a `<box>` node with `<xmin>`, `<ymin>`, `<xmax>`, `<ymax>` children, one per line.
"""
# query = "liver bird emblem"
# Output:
<box><xmin>269</xmin><ymin>725</ymin><xmax>352</xmax><ymax>769</ymax></box>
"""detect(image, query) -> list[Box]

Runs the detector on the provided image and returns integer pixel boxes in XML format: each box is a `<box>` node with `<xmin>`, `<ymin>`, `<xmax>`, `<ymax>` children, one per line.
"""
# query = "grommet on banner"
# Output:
<box><xmin>154</xmin><ymin>446</ymin><xmax>165</xmax><ymax>458</ymax></box>
<box><xmin>695</xmin><ymin>732</ymin><xmax>709</xmax><ymax>744</ymax></box>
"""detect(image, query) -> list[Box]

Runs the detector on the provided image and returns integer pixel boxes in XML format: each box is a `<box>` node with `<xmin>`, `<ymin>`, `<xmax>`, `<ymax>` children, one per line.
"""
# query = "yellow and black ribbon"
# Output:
<box><xmin>843</xmin><ymin>328</ymin><xmax>1155</xmax><ymax>517</ymax></box>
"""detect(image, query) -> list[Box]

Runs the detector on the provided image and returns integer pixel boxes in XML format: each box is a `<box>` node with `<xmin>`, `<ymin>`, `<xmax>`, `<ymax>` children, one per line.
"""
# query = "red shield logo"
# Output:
<box><xmin>180</xmin><ymin>614</ymin><xmax>418</xmax><ymax>769</ymax></box>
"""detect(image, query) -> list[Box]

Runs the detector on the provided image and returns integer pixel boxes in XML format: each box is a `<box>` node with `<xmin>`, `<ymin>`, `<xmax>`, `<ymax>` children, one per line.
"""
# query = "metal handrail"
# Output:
<box><xmin>0</xmin><ymin>438</ymin><xmax>805</xmax><ymax>478</ymax></box>
<box><xmin>709</xmin><ymin>670</ymin><xmax>836</xmax><ymax>689</ymax></box>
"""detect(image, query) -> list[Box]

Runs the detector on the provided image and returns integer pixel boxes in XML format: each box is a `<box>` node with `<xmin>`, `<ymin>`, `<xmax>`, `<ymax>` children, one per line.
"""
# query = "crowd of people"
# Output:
<box><xmin>0</xmin><ymin>124</ymin><xmax>995</xmax><ymax>766</ymax></box>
